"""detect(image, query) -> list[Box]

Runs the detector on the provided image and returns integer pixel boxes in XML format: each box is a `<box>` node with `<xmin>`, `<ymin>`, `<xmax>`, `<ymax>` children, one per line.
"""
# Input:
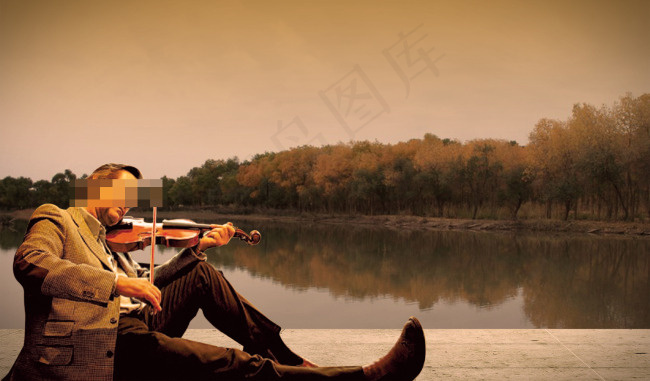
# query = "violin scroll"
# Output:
<box><xmin>234</xmin><ymin>229</ymin><xmax>261</xmax><ymax>245</ymax></box>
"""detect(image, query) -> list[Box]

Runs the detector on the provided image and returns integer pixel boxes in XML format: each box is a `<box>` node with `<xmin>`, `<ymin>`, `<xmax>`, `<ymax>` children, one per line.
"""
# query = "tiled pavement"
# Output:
<box><xmin>1</xmin><ymin>329</ymin><xmax>648</xmax><ymax>380</ymax></box>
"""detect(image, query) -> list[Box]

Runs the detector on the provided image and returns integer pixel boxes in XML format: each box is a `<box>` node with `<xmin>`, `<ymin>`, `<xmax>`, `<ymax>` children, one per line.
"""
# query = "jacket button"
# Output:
<box><xmin>110</xmin><ymin>317</ymin><xmax>117</xmax><ymax>324</ymax></box>
<box><xmin>107</xmin><ymin>350</ymin><xmax>114</xmax><ymax>358</ymax></box>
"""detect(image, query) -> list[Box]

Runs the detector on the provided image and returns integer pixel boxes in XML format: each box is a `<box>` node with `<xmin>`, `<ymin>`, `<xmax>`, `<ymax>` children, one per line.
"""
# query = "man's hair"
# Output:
<box><xmin>88</xmin><ymin>163</ymin><xmax>143</xmax><ymax>180</ymax></box>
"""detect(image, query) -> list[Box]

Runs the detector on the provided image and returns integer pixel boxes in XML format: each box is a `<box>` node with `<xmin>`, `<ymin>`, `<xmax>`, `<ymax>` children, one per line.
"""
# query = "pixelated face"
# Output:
<box><xmin>71</xmin><ymin>171</ymin><xmax>162</xmax><ymax>226</ymax></box>
<box><xmin>86</xmin><ymin>178</ymin><xmax>139</xmax><ymax>208</ymax></box>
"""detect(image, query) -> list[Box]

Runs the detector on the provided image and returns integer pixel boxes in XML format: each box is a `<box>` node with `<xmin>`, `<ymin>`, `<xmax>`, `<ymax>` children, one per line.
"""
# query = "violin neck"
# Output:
<box><xmin>161</xmin><ymin>219</ymin><xmax>212</xmax><ymax>231</ymax></box>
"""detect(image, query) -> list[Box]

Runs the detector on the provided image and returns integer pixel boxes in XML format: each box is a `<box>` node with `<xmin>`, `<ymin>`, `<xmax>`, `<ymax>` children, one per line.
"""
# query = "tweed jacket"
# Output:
<box><xmin>5</xmin><ymin>204</ymin><xmax>206</xmax><ymax>381</ymax></box>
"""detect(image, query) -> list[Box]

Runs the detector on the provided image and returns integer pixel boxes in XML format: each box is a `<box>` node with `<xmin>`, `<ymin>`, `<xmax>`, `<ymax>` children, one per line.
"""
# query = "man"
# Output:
<box><xmin>5</xmin><ymin>163</ymin><xmax>425</xmax><ymax>380</ymax></box>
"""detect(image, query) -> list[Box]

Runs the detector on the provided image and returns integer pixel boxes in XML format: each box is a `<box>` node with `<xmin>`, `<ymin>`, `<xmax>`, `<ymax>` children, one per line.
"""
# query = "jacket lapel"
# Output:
<box><xmin>67</xmin><ymin>208</ymin><xmax>114</xmax><ymax>271</ymax></box>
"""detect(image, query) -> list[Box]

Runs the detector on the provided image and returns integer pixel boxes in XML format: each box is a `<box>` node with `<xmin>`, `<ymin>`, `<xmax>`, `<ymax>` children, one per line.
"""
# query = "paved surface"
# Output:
<box><xmin>1</xmin><ymin>329</ymin><xmax>649</xmax><ymax>379</ymax></box>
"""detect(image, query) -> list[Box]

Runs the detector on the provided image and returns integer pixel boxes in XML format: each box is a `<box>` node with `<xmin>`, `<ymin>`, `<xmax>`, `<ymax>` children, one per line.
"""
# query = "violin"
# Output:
<box><xmin>106</xmin><ymin>217</ymin><xmax>261</xmax><ymax>252</ymax></box>
<box><xmin>106</xmin><ymin>206</ymin><xmax>260</xmax><ymax>285</ymax></box>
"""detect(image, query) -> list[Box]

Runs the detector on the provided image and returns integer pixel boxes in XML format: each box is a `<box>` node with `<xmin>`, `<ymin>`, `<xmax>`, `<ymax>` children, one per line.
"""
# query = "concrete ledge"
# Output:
<box><xmin>2</xmin><ymin>329</ymin><xmax>649</xmax><ymax>379</ymax></box>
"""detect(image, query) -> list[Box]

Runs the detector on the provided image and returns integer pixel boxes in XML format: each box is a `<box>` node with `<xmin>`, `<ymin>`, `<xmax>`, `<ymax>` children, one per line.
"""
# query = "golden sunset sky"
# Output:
<box><xmin>1</xmin><ymin>0</ymin><xmax>648</xmax><ymax>181</ymax></box>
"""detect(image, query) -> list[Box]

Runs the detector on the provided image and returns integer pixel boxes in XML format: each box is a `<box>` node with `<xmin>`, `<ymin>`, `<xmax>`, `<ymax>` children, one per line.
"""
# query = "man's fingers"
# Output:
<box><xmin>146</xmin><ymin>293</ymin><xmax>162</xmax><ymax>313</ymax></box>
<box><xmin>150</xmin><ymin>283</ymin><xmax>161</xmax><ymax>301</ymax></box>
<box><xmin>116</xmin><ymin>277</ymin><xmax>162</xmax><ymax>313</ymax></box>
<box><xmin>225</xmin><ymin>223</ymin><xmax>235</xmax><ymax>238</ymax></box>
<box><xmin>148</xmin><ymin>283</ymin><xmax>161</xmax><ymax>305</ymax></box>
<box><xmin>217</xmin><ymin>223</ymin><xmax>235</xmax><ymax>240</ymax></box>
<box><xmin>207</xmin><ymin>225</ymin><xmax>234</xmax><ymax>243</ymax></box>
<box><xmin>197</xmin><ymin>223</ymin><xmax>237</xmax><ymax>251</ymax></box>
<box><xmin>145</xmin><ymin>287</ymin><xmax>162</xmax><ymax>312</ymax></box>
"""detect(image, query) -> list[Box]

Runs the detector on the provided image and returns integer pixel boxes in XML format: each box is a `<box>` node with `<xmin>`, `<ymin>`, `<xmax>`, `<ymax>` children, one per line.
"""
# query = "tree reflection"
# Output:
<box><xmin>2</xmin><ymin>219</ymin><xmax>648</xmax><ymax>328</ymax></box>
<box><xmin>520</xmin><ymin>236</ymin><xmax>650</xmax><ymax>328</ymax></box>
<box><xmin>0</xmin><ymin>219</ymin><xmax>28</xmax><ymax>250</ymax></box>
<box><xmin>208</xmin><ymin>223</ymin><xmax>650</xmax><ymax>328</ymax></box>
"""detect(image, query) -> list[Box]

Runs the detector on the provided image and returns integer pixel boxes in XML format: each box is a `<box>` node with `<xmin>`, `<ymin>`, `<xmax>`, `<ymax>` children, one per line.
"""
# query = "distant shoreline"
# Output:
<box><xmin>3</xmin><ymin>208</ymin><xmax>649</xmax><ymax>237</ymax></box>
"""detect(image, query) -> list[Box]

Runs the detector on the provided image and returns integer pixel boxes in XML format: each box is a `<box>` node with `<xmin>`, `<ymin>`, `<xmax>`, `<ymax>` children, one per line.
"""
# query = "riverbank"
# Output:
<box><xmin>3</xmin><ymin>208</ymin><xmax>650</xmax><ymax>236</ymax></box>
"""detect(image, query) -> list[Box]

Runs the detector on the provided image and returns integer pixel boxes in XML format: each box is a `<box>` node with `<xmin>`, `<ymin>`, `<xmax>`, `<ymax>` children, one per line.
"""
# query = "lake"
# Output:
<box><xmin>1</xmin><ymin>219</ymin><xmax>648</xmax><ymax>329</ymax></box>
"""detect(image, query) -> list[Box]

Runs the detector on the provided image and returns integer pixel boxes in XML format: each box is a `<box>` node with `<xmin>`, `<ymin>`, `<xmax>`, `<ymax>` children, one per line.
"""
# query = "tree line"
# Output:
<box><xmin>1</xmin><ymin>93</ymin><xmax>648</xmax><ymax>221</ymax></box>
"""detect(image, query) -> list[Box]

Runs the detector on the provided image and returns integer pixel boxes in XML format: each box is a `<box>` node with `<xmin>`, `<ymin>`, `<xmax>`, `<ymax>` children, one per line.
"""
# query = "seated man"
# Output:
<box><xmin>4</xmin><ymin>163</ymin><xmax>425</xmax><ymax>380</ymax></box>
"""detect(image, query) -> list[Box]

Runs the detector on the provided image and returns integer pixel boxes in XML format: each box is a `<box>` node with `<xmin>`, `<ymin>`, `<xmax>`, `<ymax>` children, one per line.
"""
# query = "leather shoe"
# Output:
<box><xmin>299</xmin><ymin>357</ymin><xmax>319</xmax><ymax>368</ymax></box>
<box><xmin>362</xmin><ymin>317</ymin><xmax>426</xmax><ymax>380</ymax></box>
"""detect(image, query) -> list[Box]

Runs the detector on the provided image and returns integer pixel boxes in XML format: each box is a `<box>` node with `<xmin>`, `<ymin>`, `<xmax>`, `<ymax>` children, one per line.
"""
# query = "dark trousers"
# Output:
<box><xmin>113</xmin><ymin>261</ymin><xmax>364</xmax><ymax>380</ymax></box>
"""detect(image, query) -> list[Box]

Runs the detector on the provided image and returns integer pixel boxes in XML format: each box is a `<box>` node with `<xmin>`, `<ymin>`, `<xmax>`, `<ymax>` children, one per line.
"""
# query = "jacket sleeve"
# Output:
<box><xmin>13</xmin><ymin>204</ymin><xmax>116</xmax><ymax>305</ymax></box>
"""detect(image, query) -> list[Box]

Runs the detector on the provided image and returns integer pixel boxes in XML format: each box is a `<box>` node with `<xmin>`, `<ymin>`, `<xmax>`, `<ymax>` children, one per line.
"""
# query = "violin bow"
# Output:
<box><xmin>150</xmin><ymin>206</ymin><xmax>157</xmax><ymax>284</ymax></box>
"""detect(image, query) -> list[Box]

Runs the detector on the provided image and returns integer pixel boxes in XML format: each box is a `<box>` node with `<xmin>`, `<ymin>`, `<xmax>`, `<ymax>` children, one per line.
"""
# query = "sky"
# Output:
<box><xmin>1</xmin><ymin>0</ymin><xmax>648</xmax><ymax>181</ymax></box>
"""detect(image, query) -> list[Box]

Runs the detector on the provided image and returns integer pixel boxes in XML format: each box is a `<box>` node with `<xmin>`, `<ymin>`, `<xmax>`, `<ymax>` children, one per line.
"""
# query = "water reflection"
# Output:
<box><xmin>208</xmin><ymin>221</ymin><xmax>650</xmax><ymax>328</ymax></box>
<box><xmin>1</xmin><ymin>219</ymin><xmax>648</xmax><ymax>328</ymax></box>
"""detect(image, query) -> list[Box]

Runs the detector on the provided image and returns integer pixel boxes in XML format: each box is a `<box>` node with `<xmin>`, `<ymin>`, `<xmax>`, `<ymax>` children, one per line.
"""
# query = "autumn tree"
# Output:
<box><xmin>529</xmin><ymin>118</ymin><xmax>581</xmax><ymax>220</ymax></box>
<box><xmin>312</xmin><ymin>144</ymin><xmax>355</xmax><ymax>212</ymax></box>
<box><xmin>613</xmin><ymin>93</ymin><xmax>650</xmax><ymax>219</ymax></box>
<box><xmin>461</xmin><ymin>141</ymin><xmax>503</xmax><ymax>219</ymax></box>
<box><xmin>494</xmin><ymin>141</ymin><xmax>533</xmax><ymax>220</ymax></box>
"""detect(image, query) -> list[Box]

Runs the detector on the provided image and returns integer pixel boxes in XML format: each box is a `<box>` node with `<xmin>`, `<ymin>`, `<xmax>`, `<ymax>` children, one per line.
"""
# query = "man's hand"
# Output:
<box><xmin>115</xmin><ymin>276</ymin><xmax>162</xmax><ymax>313</ymax></box>
<box><xmin>197</xmin><ymin>223</ymin><xmax>235</xmax><ymax>252</ymax></box>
